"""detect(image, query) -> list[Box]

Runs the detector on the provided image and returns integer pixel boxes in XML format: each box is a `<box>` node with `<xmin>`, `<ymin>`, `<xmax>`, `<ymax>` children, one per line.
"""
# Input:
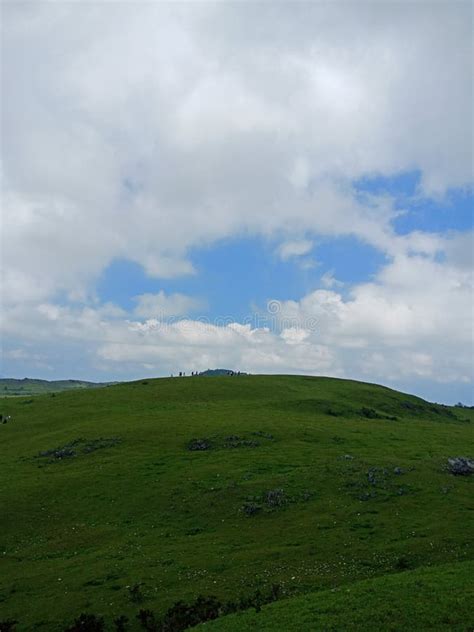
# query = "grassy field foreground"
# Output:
<box><xmin>0</xmin><ymin>375</ymin><xmax>473</xmax><ymax>630</ymax></box>
<box><xmin>198</xmin><ymin>560</ymin><xmax>474</xmax><ymax>631</ymax></box>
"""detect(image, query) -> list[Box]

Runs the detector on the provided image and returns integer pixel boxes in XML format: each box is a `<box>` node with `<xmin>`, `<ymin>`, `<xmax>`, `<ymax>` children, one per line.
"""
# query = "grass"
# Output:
<box><xmin>197</xmin><ymin>560</ymin><xmax>474</xmax><ymax>631</ymax></box>
<box><xmin>0</xmin><ymin>375</ymin><xmax>473</xmax><ymax>630</ymax></box>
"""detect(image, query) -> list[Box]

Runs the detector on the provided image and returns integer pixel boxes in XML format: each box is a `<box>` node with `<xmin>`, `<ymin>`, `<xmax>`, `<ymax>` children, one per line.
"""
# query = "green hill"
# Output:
<box><xmin>0</xmin><ymin>375</ymin><xmax>472</xmax><ymax>630</ymax></box>
<box><xmin>197</xmin><ymin>560</ymin><xmax>474</xmax><ymax>631</ymax></box>
<box><xmin>0</xmin><ymin>378</ymin><xmax>112</xmax><ymax>397</ymax></box>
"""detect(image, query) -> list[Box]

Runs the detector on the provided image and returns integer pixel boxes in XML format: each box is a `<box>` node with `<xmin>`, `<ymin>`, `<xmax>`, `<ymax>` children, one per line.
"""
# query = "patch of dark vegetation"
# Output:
<box><xmin>264</xmin><ymin>488</ymin><xmax>286</xmax><ymax>507</ymax></box>
<box><xmin>59</xmin><ymin>585</ymin><xmax>285</xmax><ymax>631</ymax></box>
<box><xmin>394</xmin><ymin>555</ymin><xmax>412</xmax><ymax>570</ymax></box>
<box><xmin>446</xmin><ymin>457</ymin><xmax>474</xmax><ymax>476</ymax></box>
<box><xmin>241</xmin><ymin>501</ymin><xmax>262</xmax><ymax>516</ymax></box>
<box><xmin>278</xmin><ymin>396</ymin><xmax>467</xmax><ymax>423</ymax></box>
<box><xmin>63</xmin><ymin>613</ymin><xmax>105</xmax><ymax>632</ymax></box>
<box><xmin>83</xmin><ymin>579</ymin><xmax>104</xmax><ymax>587</ymax></box>
<box><xmin>400</xmin><ymin>400</ymin><xmax>457</xmax><ymax>420</ymax></box>
<box><xmin>158</xmin><ymin>595</ymin><xmax>222</xmax><ymax>631</ymax></box>
<box><xmin>36</xmin><ymin>437</ymin><xmax>121</xmax><ymax>462</ymax></box>
<box><xmin>277</xmin><ymin>399</ymin><xmax>351</xmax><ymax>417</ymax></box>
<box><xmin>137</xmin><ymin>609</ymin><xmax>158</xmax><ymax>631</ymax></box>
<box><xmin>0</xmin><ymin>620</ymin><xmax>18</xmax><ymax>632</ymax></box>
<box><xmin>185</xmin><ymin>527</ymin><xmax>203</xmax><ymax>536</ymax></box>
<box><xmin>223</xmin><ymin>435</ymin><xmax>260</xmax><ymax>448</ymax></box>
<box><xmin>251</xmin><ymin>431</ymin><xmax>274</xmax><ymax>439</ymax></box>
<box><xmin>187</xmin><ymin>432</ymin><xmax>274</xmax><ymax>452</ymax></box>
<box><xmin>455</xmin><ymin>402</ymin><xmax>474</xmax><ymax>409</ymax></box>
<box><xmin>277</xmin><ymin>399</ymin><xmax>400</xmax><ymax>421</ymax></box>
<box><xmin>40</xmin><ymin>446</ymin><xmax>76</xmax><ymax>460</ymax></box>
<box><xmin>187</xmin><ymin>438</ymin><xmax>212</xmax><ymax>451</ymax></box>
<box><xmin>358</xmin><ymin>407</ymin><xmax>398</xmax><ymax>421</ymax></box>
<box><xmin>128</xmin><ymin>583</ymin><xmax>146</xmax><ymax>604</ymax></box>
<box><xmin>345</xmin><ymin>464</ymin><xmax>413</xmax><ymax>502</ymax></box>
<box><xmin>241</xmin><ymin>488</ymin><xmax>290</xmax><ymax>516</ymax></box>
<box><xmin>113</xmin><ymin>616</ymin><xmax>129</xmax><ymax>632</ymax></box>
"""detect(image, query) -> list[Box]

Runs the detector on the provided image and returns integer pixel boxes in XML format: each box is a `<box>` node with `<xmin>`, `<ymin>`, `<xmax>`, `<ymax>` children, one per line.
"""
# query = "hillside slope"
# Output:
<box><xmin>198</xmin><ymin>560</ymin><xmax>474</xmax><ymax>631</ymax></box>
<box><xmin>0</xmin><ymin>375</ymin><xmax>473</xmax><ymax>630</ymax></box>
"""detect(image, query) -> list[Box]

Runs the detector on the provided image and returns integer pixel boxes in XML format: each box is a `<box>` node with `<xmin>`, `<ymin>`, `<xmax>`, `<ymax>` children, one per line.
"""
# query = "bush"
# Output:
<box><xmin>113</xmin><ymin>615</ymin><xmax>128</xmax><ymax>632</ymax></box>
<box><xmin>63</xmin><ymin>613</ymin><xmax>105</xmax><ymax>632</ymax></box>
<box><xmin>161</xmin><ymin>595</ymin><xmax>222</xmax><ymax>631</ymax></box>
<box><xmin>128</xmin><ymin>583</ymin><xmax>145</xmax><ymax>603</ymax></box>
<box><xmin>137</xmin><ymin>610</ymin><xmax>158</xmax><ymax>631</ymax></box>
<box><xmin>0</xmin><ymin>621</ymin><xmax>18</xmax><ymax>632</ymax></box>
<box><xmin>395</xmin><ymin>556</ymin><xmax>411</xmax><ymax>570</ymax></box>
<box><xmin>359</xmin><ymin>407</ymin><xmax>382</xmax><ymax>419</ymax></box>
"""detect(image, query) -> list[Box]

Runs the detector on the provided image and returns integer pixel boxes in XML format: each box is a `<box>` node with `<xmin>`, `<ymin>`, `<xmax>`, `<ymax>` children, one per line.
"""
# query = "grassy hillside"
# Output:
<box><xmin>0</xmin><ymin>375</ymin><xmax>473</xmax><ymax>630</ymax></box>
<box><xmin>0</xmin><ymin>378</ymin><xmax>111</xmax><ymax>397</ymax></box>
<box><xmin>198</xmin><ymin>560</ymin><xmax>474</xmax><ymax>631</ymax></box>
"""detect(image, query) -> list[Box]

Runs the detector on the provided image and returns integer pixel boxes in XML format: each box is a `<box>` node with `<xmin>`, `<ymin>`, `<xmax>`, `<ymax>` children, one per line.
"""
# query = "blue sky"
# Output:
<box><xmin>2</xmin><ymin>2</ymin><xmax>473</xmax><ymax>404</ymax></box>
<box><xmin>96</xmin><ymin>234</ymin><xmax>388</xmax><ymax>320</ymax></box>
<box><xmin>356</xmin><ymin>171</ymin><xmax>473</xmax><ymax>234</ymax></box>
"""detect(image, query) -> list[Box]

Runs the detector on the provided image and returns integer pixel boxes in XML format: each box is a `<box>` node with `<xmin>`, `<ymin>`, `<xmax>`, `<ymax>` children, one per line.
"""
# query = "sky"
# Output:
<box><xmin>1</xmin><ymin>1</ymin><xmax>473</xmax><ymax>404</ymax></box>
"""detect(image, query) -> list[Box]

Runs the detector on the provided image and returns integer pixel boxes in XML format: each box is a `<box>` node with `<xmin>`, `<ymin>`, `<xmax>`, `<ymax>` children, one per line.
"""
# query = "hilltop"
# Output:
<box><xmin>198</xmin><ymin>369</ymin><xmax>246</xmax><ymax>377</ymax></box>
<box><xmin>0</xmin><ymin>375</ymin><xmax>472</xmax><ymax>630</ymax></box>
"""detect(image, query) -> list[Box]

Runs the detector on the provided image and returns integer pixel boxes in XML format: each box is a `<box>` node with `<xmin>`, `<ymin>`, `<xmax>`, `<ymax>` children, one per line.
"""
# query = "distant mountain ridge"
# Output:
<box><xmin>0</xmin><ymin>378</ymin><xmax>112</xmax><ymax>396</ymax></box>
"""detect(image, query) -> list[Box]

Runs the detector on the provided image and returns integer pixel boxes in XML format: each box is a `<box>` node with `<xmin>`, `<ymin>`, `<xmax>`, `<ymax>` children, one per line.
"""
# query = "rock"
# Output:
<box><xmin>393</xmin><ymin>467</ymin><xmax>404</xmax><ymax>475</ymax></box>
<box><xmin>224</xmin><ymin>436</ymin><xmax>259</xmax><ymax>448</ymax></box>
<box><xmin>447</xmin><ymin>457</ymin><xmax>474</xmax><ymax>476</ymax></box>
<box><xmin>241</xmin><ymin>502</ymin><xmax>262</xmax><ymax>516</ymax></box>
<box><xmin>367</xmin><ymin>468</ymin><xmax>378</xmax><ymax>485</ymax></box>
<box><xmin>264</xmin><ymin>489</ymin><xmax>286</xmax><ymax>508</ymax></box>
<box><xmin>40</xmin><ymin>447</ymin><xmax>76</xmax><ymax>460</ymax></box>
<box><xmin>187</xmin><ymin>438</ymin><xmax>212</xmax><ymax>451</ymax></box>
<box><xmin>251</xmin><ymin>431</ymin><xmax>274</xmax><ymax>440</ymax></box>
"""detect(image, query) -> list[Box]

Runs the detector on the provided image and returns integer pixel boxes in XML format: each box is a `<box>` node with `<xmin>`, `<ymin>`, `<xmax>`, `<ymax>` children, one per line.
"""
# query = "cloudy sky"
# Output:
<box><xmin>1</xmin><ymin>1</ymin><xmax>473</xmax><ymax>403</ymax></box>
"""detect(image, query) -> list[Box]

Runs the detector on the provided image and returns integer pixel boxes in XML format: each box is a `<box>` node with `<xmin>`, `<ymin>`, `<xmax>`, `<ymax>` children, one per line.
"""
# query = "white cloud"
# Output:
<box><xmin>277</xmin><ymin>240</ymin><xmax>313</xmax><ymax>261</ymax></box>
<box><xmin>320</xmin><ymin>271</ymin><xmax>344</xmax><ymax>289</ymax></box>
<box><xmin>1</xmin><ymin>2</ymin><xmax>472</xmax><ymax>306</ymax></box>
<box><xmin>133</xmin><ymin>291</ymin><xmax>204</xmax><ymax>319</ymax></box>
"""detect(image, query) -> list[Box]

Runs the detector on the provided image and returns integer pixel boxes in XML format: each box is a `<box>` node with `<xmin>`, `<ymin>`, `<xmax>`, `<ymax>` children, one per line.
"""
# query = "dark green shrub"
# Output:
<box><xmin>161</xmin><ymin>595</ymin><xmax>222</xmax><ymax>631</ymax></box>
<box><xmin>128</xmin><ymin>583</ymin><xmax>145</xmax><ymax>603</ymax></box>
<box><xmin>136</xmin><ymin>610</ymin><xmax>158</xmax><ymax>631</ymax></box>
<box><xmin>63</xmin><ymin>613</ymin><xmax>105</xmax><ymax>632</ymax></box>
<box><xmin>113</xmin><ymin>615</ymin><xmax>128</xmax><ymax>632</ymax></box>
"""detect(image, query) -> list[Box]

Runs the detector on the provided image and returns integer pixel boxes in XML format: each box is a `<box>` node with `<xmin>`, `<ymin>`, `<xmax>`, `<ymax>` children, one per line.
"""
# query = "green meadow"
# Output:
<box><xmin>1</xmin><ymin>375</ymin><xmax>473</xmax><ymax>630</ymax></box>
